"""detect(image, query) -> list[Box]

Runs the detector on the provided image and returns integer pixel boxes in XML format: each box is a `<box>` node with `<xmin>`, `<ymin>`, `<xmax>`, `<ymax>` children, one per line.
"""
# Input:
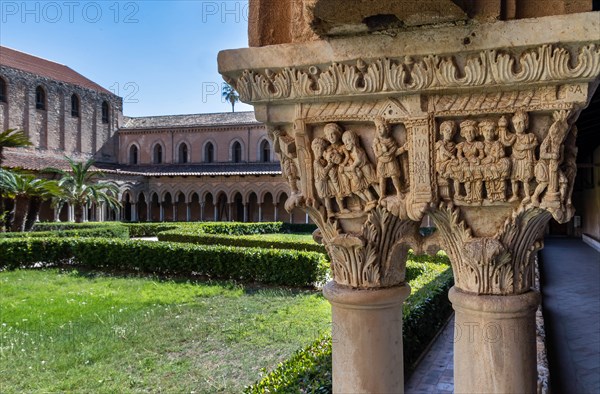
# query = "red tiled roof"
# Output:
<box><xmin>0</xmin><ymin>46</ymin><xmax>113</xmax><ymax>95</ymax></box>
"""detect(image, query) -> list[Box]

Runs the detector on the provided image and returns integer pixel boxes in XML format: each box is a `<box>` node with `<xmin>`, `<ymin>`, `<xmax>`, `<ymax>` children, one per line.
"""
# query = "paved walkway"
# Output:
<box><xmin>540</xmin><ymin>238</ymin><xmax>600</xmax><ymax>394</ymax></box>
<box><xmin>406</xmin><ymin>237</ymin><xmax>600</xmax><ymax>394</ymax></box>
<box><xmin>405</xmin><ymin>316</ymin><xmax>454</xmax><ymax>393</ymax></box>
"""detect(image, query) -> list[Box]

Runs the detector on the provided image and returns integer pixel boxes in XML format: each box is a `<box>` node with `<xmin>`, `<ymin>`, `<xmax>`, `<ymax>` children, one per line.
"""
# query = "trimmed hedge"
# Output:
<box><xmin>157</xmin><ymin>231</ymin><xmax>326</xmax><ymax>253</ymax></box>
<box><xmin>245</xmin><ymin>256</ymin><xmax>454</xmax><ymax>393</ymax></box>
<box><xmin>0</xmin><ymin>238</ymin><xmax>329</xmax><ymax>287</ymax></box>
<box><xmin>124</xmin><ymin>223</ymin><xmax>180</xmax><ymax>237</ymax></box>
<box><xmin>0</xmin><ymin>225</ymin><xmax>129</xmax><ymax>239</ymax></box>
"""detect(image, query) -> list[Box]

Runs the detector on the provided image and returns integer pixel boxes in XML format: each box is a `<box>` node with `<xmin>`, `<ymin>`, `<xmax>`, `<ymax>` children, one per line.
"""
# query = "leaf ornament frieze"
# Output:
<box><xmin>232</xmin><ymin>44</ymin><xmax>600</xmax><ymax>104</ymax></box>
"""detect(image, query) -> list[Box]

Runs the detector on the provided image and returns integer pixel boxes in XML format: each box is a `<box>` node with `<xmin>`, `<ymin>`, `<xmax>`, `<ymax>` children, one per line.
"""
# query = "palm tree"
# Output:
<box><xmin>47</xmin><ymin>157</ymin><xmax>121</xmax><ymax>223</ymax></box>
<box><xmin>0</xmin><ymin>129</ymin><xmax>31</xmax><ymax>167</ymax></box>
<box><xmin>0</xmin><ymin>129</ymin><xmax>32</xmax><ymax>228</ymax></box>
<box><xmin>0</xmin><ymin>169</ymin><xmax>60</xmax><ymax>231</ymax></box>
<box><xmin>222</xmin><ymin>83</ymin><xmax>239</xmax><ymax>113</ymax></box>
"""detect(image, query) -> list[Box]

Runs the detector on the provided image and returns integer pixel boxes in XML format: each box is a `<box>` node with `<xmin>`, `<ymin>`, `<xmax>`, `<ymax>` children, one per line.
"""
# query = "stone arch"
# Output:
<box><xmin>202</xmin><ymin>139</ymin><xmax>217</xmax><ymax>163</ymax></box>
<box><xmin>151</xmin><ymin>140</ymin><xmax>166</xmax><ymax>164</ymax></box>
<box><xmin>176</xmin><ymin>139</ymin><xmax>191</xmax><ymax>164</ymax></box>
<box><xmin>257</xmin><ymin>136</ymin><xmax>273</xmax><ymax>162</ymax></box>
<box><xmin>128</xmin><ymin>142</ymin><xmax>140</xmax><ymax>164</ymax></box>
<box><xmin>0</xmin><ymin>76</ymin><xmax>7</xmax><ymax>103</ymax></box>
<box><xmin>35</xmin><ymin>84</ymin><xmax>47</xmax><ymax>110</ymax></box>
<box><xmin>229</xmin><ymin>138</ymin><xmax>245</xmax><ymax>162</ymax></box>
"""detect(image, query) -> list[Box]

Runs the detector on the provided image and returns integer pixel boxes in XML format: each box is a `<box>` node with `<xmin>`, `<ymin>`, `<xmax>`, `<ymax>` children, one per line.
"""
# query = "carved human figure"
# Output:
<box><xmin>435</xmin><ymin>120</ymin><xmax>459</xmax><ymax>201</ymax></box>
<box><xmin>480</xmin><ymin>120</ymin><xmax>511</xmax><ymax>202</ymax></box>
<box><xmin>499</xmin><ymin>111</ymin><xmax>538</xmax><ymax>202</ymax></box>
<box><xmin>270</xmin><ymin>127</ymin><xmax>300</xmax><ymax>194</ymax></box>
<box><xmin>323</xmin><ymin>123</ymin><xmax>351</xmax><ymax>213</ymax></box>
<box><xmin>311</xmin><ymin>137</ymin><xmax>336</xmax><ymax>217</ymax></box>
<box><xmin>372</xmin><ymin>117</ymin><xmax>408</xmax><ymax>202</ymax></box>
<box><xmin>532</xmin><ymin>110</ymin><xmax>571</xmax><ymax>206</ymax></box>
<box><xmin>342</xmin><ymin>130</ymin><xmax>378</xmax><ymax>210</ymax></box>
<box><xmin>456</xmin><ymin>120</ymin><xmax>485</xmax><ymax>204</ymax></box>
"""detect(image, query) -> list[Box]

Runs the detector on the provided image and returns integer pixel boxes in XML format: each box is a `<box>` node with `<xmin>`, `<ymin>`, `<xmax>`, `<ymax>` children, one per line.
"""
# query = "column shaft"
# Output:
<box><xmin>324</xmin><ymin>281</ymin><xmax>411</xmax><ymax>394</ymax></box>
<box><xmin>449</xmin><ymin>287</ymin><xmax>540</xmax><ymax>394</ymax></box>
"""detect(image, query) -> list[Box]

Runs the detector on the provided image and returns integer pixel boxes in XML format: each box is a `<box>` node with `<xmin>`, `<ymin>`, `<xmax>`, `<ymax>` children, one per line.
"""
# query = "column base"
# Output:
<box><xmin>449</xmin><ymin>286</ymin><xmax>540</xmax><ymax>394</ymax></box>
<box><xmin>323</xmin><ymin>281</ymin><xmax>411</xmax><ymax>394</ymax></box>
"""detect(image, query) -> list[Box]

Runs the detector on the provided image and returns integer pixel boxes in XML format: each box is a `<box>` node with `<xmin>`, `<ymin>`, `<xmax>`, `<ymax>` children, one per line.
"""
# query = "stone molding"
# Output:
<box><xmin>231</xmin><ymin>44</ymin><xmax>600</xmax><ymax>104</ymax></box>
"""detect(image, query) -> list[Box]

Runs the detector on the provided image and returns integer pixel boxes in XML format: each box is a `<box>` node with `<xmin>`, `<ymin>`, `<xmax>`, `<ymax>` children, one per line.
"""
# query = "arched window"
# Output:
<box><xmin>101</xmin><ymin>101</ymin><xmax>109</xmax><ymax>123</ymax></box>
<box><xmin>204</xmin><ymin>142</ymin><xmax>214</xmax><ymax>163</ymax></box>
<box><xmin>35</xmin><ymin>86</ymin><xmax>46</xmax><ymax>110</ymax></box>
<box><xmin>0</xmin><ymin>78</ymin><xmax>6</xmax><ymax>103</ymax></box>
<box><xmin>153</xmin><ymin>144</ymin><xmax>163</xmax><ymax>164</ymax></box>
<box><xmin>71</xmin><ymin>94</ymin><xmax>80</xmax><ymax>117</ymax></box>
<box><xmin>260</xmin><ymin>140</ymin><xmax>271</xmax><ymax>162</ymax></box>
<box><xmin>232</xmin><ymin>141</ymin><xmax>242</xmax><ymax>163</ymax></box>
<box><xmin>178</xmin><ymin>143</ymin><xmax>189</xmax><ymax>164</ymax></box>
<box><xmin>129</xmin><ymin>145</ymin><xmax>139</xmax><ymax>164</ymax></box>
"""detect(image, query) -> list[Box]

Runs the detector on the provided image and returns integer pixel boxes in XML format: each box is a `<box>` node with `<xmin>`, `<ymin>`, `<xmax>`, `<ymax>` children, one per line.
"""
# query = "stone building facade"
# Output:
<box><xmin>0</xmin><ymin>46</ymin><xmax>301</xmax><ymax>224</ymax></box>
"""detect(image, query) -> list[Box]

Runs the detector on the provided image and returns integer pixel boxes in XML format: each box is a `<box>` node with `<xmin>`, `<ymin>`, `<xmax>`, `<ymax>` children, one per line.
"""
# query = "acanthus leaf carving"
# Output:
<box><xmin>229</xmin><ymin>44</ymin><xmax>600</xmax><ymax>104</ymax></box>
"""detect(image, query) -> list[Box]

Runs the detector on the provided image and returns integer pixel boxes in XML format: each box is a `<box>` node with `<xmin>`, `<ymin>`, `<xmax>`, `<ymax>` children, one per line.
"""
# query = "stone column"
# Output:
<box><xmin>450</xmin><ymin>287</ymin><xmax>539</xmax><ymax>393</ymax></box>
<box><xmin>324</xmin><ymin>282</ymin><xmax>411</xmax><ymax>393</ymax></box>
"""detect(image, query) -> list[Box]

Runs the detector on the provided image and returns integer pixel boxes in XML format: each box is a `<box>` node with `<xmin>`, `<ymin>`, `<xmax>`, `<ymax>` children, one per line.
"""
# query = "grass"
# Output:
<box><xmin>0</xmin><ymin>269</ymin><xmax>332</xmax><ymax>393</ymax></box>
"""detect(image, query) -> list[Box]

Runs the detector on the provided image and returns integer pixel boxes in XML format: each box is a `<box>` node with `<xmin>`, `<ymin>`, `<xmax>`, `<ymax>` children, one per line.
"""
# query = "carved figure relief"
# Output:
<box><xmin>499</xmin><ymin>110</ymin><xmax>538</xmax><ymax>203</ymax></box>
<box><xmin>373</xmin><ymin>117</ymin><xmax>408</xmax><ymax>202</ymax></box>
<box><xmin>435</xmin><ymin>120</ymin><xmax>458</xmax><ymax>201</ymax></box>
<box><xmin>456</xmin><ymin>120</ymin><xmax>485</xmax><ymax>204</ymax></box>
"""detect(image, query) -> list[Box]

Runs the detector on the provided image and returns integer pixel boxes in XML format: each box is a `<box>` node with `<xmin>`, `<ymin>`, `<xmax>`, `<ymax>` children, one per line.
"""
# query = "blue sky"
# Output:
<box><xmin>0</xmin><ymin>0</ymin><xmax>254</xmax><ymax>116</ymax></box>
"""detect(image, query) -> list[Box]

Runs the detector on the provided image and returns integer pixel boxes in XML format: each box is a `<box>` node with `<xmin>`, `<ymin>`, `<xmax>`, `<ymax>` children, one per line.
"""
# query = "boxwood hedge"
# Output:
<box><xmin>245</xmin><ymin>257</ymin><xmax>454</xmax><ymax>393</ymax></box>
<box><xmin>0</xmin><ymin>225</ymin><xmax>129</xmax><ymax>239</ymax></box>
<box><xmin>0</xmin><ymin>238</ymin><xmax>329</xmax><ymax>287</ymax></box>
<box><xmin>157</xmin><ymin>231</ymin><xmax>326</xmax><ymax>253</ymax></box>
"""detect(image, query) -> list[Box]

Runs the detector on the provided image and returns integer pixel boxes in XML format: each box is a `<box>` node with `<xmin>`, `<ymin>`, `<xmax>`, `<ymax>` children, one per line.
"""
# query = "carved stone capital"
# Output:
<box><xmin>219</xmin><ymin>12</ymin><xmax>600</xmax><ymax>290</ymax></box>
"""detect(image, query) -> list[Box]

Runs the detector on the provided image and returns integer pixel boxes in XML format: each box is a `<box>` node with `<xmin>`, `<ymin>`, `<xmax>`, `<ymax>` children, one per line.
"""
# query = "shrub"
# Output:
<box><xmin>245</xmin><ymin>258</ymin><xmax>454</xmax><ymax>393</ymax></box>
<box><xmin>281</xmin><ymin>223</ymin><xmax>318</xmax><ymax>234</ymax></box>
<box><xmin>0</xmin><ymin>238</ymin><xmax>329</xmax><ymax>287</ymax></box>
<box><xmin>157</xmin><ymin>231</ymin><xmax>326</xmax><ymax>253</ymax></box>
<box><xmin>0</xmin><ymin>225</ymin><xmax>129</xmax><ymax>239</ymax></box>
<box><xmin>124</xmin><ymin>223</ymin><xmax>180</xmax><ymax>237</ymax></box>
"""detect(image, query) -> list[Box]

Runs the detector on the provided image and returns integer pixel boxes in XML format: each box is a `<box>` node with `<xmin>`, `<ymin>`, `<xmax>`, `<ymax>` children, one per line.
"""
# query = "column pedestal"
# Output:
<box><xmin>323</xmin><ymin>281</ymin><xmax>411</xmax><ymax>394</ymax></box>
<box><xmin>449</xmin><ymin>286</ymin><xmax>540</xmax><ymax>394</ymax></box>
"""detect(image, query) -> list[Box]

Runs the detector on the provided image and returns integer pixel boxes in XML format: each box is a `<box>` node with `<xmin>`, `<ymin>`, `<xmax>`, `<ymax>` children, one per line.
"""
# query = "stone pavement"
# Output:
<box><xmin>405</xmin><ymin>316</ymin><xmax>455</xmax><ymax>393</ymax></box>
<box><xmin>540</xmin><ymin>238</ymin><xmax>600</xmax><ymax>394</ymax></box>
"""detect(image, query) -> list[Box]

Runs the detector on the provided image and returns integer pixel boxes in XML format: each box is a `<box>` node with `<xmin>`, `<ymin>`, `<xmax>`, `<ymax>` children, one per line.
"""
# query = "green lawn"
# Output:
<box><xmin>0</xmin><ymin>269</ymin><xmax>331</xmax><ymax>393</ymax></box>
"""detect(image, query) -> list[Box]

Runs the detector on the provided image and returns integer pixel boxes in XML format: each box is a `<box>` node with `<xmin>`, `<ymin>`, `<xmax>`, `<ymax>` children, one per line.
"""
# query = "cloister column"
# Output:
<box><xmin>219</xmin><ymin>7</ymin><xmax>599</xmax><ymax>393</ymax></box>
